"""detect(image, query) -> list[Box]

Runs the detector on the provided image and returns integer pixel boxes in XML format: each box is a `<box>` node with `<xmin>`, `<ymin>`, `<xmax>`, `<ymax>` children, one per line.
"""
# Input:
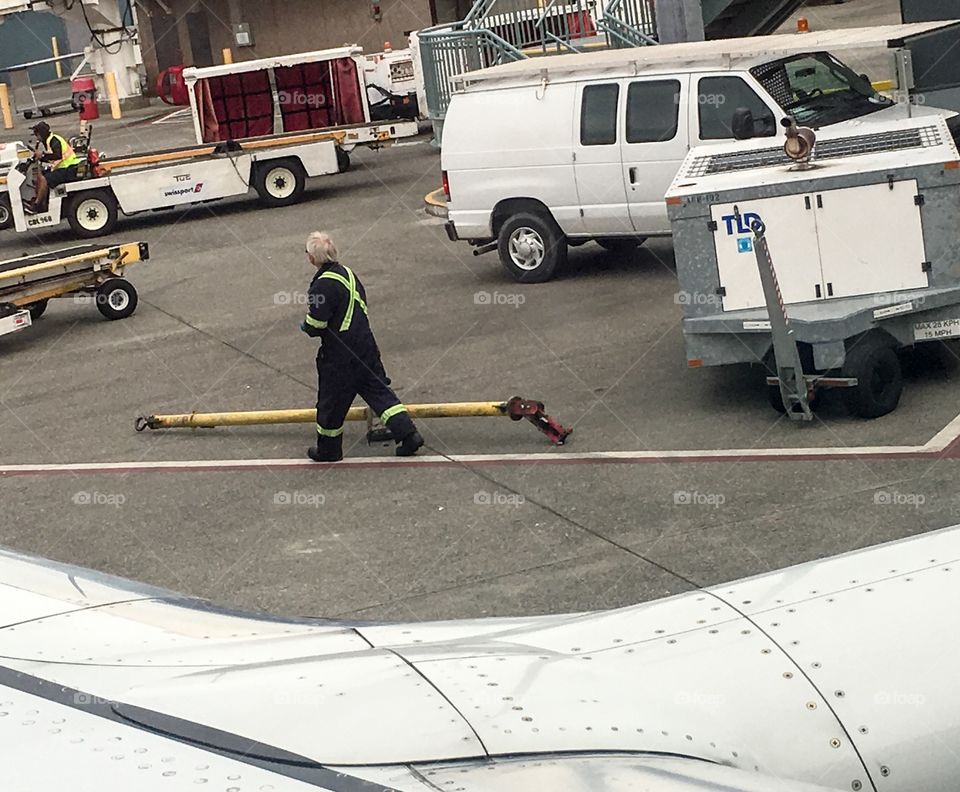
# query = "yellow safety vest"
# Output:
<box><xmin>46</xmin><ymin>133</ymin><xmax>80</xmax><ymax>169</ymax></box>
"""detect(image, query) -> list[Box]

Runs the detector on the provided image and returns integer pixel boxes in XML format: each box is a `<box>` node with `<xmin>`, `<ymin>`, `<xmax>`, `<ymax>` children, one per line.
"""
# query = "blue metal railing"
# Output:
<box><xmin>419</xmin><ymin>25</ymin><xmax>525</xmax><ymax>124</ymax></box>
<box><xmin>418</xmin><ymin>0</ymin><xmax>601</xmax><ymax>128</ymax></box>
<box><xmin>598</xmin><ymin>0</ymin><xmax>658</xmax><ymax>48</ymax></box>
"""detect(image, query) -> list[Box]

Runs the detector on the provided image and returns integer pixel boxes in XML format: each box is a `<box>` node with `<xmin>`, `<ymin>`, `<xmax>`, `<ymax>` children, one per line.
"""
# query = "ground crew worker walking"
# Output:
<box><xmin>28</xmin><ymin>121</ymin><xmax>81</xmax><ymax>213</ymax></box>
<box><xmin>300</xmin><ymin>231</ymin><xmax>424</xmax><ymax>462</ymax></box>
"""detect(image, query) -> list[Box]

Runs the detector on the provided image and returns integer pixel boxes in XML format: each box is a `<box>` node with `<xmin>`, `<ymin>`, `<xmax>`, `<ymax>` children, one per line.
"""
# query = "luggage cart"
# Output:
<box><xmin>0</xmin><ymin>242</ymin><xmax>149</xmax><ymax>330</ymax></box>
<box><xmin>667</xmin><ymin>114</ymin><xmax>960</xmax><ymax>419</ymax></box>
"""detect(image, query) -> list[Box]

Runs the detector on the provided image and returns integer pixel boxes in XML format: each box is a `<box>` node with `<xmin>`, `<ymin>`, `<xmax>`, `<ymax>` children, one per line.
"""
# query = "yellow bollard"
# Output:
<box><xmin>222</xmin><ymin>48</ymin><xmax>234</xmax><ymax>65</ymax></box>
<box><xmin>104</xmin><ymin>71</ymin><xmax>122</xmax><ymax>119</ymax></box>
<box><xmin>0</xmin><ymin>83</ymin><xmax>12</xmax><ymax>130</ymax></box>
<box><xmin>52</xmin><ymin>37</ymin><xmax>62</xmax><ymax>79</ymax></box>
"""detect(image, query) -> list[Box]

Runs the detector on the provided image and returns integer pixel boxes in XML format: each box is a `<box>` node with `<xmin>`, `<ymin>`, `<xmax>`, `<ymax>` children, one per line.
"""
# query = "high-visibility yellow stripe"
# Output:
<box><xmin>303</xmin><ymin>313</ymin><xmax>327</xmax><ymax>329</ymax></box>
<box><xmin>319</xmin><ymin>267</ymin><xmax>368</xmax><ymax>332</ymax></box>
<box><xmin>380</xmin><ymin>404</ymin><xmax>408</xmax><ymax>424</ymax></box>
<box><xmin>316</xmin><ymin>424</ymin><xmax>344</xmax><ymax>437</ymax></box>
<box><xmin>342</xmin><ymin>266</ymin><xmax>358</xmax><ymax>331</ymax></box>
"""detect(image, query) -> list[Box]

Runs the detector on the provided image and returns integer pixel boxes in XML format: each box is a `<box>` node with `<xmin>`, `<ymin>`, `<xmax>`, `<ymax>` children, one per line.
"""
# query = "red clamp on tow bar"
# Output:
<box><xmin>505</xmin><ymin>396</ymin><xmax>573</xmax><ymax>446</ymax></box>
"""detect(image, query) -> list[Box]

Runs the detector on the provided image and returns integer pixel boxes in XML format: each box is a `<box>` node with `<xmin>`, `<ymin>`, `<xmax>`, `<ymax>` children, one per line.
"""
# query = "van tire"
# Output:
<box><xmin>254</xmin><ymin>159</ymin><xmax>306</xmax><ymax>207</ymax></box>
<box><xmin>65</xmin><ymin>189</ymin><xmax>118</xmax><ymax>238</ymax></box>
<box><xmin>497</xmin><ymin>213</ymin><xmax>567</xmax><ymax>283</ymax></box>
<box><xmin>0</xmin><ymin>195</ymin><xmax>12</xmax><ymax>230</ymax></box>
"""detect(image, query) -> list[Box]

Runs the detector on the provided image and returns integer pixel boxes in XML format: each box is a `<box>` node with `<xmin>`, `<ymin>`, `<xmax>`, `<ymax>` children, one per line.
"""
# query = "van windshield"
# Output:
<box><xmin>751</xmin><ymin>52</ymin><xmax>893</xmax><ymax>127</ymax></box>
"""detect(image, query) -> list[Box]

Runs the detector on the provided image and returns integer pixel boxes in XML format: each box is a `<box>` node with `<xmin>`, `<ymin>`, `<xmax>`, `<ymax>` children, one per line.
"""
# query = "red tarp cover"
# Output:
<box><xmin>200</xmin><ymin>69</ymin><xmax>275</xmax><ymax>142</ymax></box>
<box><xmin>275</xmin><ymin>57</ymin><xmax>365</xmax><ymax>133</ymax></box>
<box><xmin>196</xmin><ymin>57</ymin><xmax>365</xmax><ymax>143</ymax></box>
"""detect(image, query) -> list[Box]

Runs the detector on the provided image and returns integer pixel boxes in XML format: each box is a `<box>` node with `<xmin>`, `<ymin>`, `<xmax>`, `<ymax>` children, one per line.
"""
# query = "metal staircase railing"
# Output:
<box><xmin>418</xmin><ymin>0</ymin><xmax>601</xmax><ymax>132</ymax></box>
<box><xmin>597</xmin><ymin>0</ymin><xmax>658</xmax><ymax>48</ymax></box>
<box><xmin>419</xmin><ymin>25</ymin><xmax>525</xmax><ymax>125</ymax></box>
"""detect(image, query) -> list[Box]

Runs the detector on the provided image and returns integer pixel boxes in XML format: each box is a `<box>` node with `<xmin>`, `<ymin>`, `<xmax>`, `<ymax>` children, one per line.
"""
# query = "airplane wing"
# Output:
<box><xmin>2</xmin><ymin>525</ymin><xmax>960</xmax><ymax>791</ymax></box>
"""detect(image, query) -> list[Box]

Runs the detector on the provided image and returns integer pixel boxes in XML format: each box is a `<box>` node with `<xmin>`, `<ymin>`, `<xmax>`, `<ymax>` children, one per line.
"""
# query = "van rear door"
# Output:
<box><xmin>622</xmin><ymin>75</ymin><xmax>690</xmax><ymax>236</ymax></box>
<box><xmin>573</xmin><ymin>82</ymin><xmax>630</xmax><ymax>235</ymax></box>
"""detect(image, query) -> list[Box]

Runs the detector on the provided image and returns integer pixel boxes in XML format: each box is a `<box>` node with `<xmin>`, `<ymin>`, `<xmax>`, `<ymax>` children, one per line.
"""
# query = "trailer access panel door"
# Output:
<box><xmin>813</xmin><ymin>180</ymin><xmax>928</xmax><ymax>299</ymax></box>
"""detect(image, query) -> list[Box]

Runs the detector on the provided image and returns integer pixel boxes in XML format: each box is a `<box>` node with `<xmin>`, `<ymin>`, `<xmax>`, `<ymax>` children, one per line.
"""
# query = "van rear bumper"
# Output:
<box><xmin>444</xmin><ymin>221</ymin><xmax>459</xmax><ymax>242</ymax></box>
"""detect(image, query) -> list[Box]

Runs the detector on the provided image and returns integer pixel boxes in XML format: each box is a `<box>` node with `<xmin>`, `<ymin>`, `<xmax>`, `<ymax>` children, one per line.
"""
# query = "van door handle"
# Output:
<box><xmin>629</xmin><ymin>167</ymin><xmax>638</xmax><ymax>185</ymax></box>
<box><xmin>815</xmin><ymin>284</ymin><xmax>822</xmax><ymax>298</ymax></box>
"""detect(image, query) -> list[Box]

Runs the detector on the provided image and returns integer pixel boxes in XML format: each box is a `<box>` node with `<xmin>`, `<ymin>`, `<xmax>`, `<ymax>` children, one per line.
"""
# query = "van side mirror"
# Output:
<box><xmin>731</xmin><ymin>107</ymin><xmax>754</xmax><ymax>141</ymax></box>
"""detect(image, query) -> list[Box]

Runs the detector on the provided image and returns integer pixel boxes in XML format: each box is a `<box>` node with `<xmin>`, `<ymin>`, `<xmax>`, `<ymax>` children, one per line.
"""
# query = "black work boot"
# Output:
<box><xmin>307</xmin><ymin>434</ymin><xmax>343</xmax><ymax>462</ymax></box>
<box><xmin>395</xmin><ymin>430</ymin><xmax>424</xmax><ymax>457</ymax></box>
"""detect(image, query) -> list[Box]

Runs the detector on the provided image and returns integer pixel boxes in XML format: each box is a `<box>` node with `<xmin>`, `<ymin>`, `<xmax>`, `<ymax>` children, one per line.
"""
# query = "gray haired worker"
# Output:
<box><xmin>300</xmin><ymin>232</ymin><xmax>423</xmax><ymax>462</ymax></box>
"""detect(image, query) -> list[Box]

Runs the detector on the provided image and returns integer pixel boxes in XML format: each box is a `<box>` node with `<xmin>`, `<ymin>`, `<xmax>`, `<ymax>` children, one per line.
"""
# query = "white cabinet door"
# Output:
<box><xmin>814</xmin><ymin>180</ymin><xmax>929</xmax><ymax>299</ymax></box>
<box><xmin>712</xmin><ymin>194</ymin><xmax>823</xmax><ymax>312</ymax></box>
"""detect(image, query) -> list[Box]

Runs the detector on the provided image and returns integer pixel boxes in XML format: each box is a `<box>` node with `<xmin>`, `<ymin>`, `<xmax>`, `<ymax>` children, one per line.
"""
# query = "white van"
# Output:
<box><xmin>441</xmin><ymin>22</ymin><xmax>960</xmax><ymax>282</ymax></box>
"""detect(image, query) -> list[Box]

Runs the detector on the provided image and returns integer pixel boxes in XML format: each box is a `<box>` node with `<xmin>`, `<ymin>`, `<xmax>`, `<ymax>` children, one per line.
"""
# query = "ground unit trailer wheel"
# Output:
<box><xmin>96</xmin><ymin>279</ymin><xmax>138</xmax><ymax>320</ymax></box>
<box><xmin>66</xmin><ymin>189</ymin><xmax>118</xmax><ymax>238</ymax></box>
<box><xmin>28</xmin><ymin>299</ymin><xmax>48</xmax><ymax>321</ymax></box>
<box><xmin>842</xmin><ymin>334</ymin><xmax>903</xmax><ymax>418</ymax></box>
<box><xmin>497</xmin><ymin>212</ymin><xmax>567</xmax><ymax>283</ymax></box>
<box><xmin>254</xmin><ymin>159</ymin><xmax>306</xmax><ymax>207</ymax></box>
<box><xmin>0</xmin><ymin>195</ymin><xmax>12</xmax><ymax>230</ymax></box>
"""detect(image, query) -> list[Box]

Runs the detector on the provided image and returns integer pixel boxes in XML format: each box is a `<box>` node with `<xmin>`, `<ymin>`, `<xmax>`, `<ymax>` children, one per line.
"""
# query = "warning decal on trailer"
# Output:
<box><xmin>914</xmin><ymin>319</ymin><xmax>960</xmax><ymax>341</ymax></box>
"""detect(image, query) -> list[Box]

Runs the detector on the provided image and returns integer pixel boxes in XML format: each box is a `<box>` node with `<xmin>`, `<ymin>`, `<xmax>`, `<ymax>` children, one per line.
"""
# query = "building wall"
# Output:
<box><xmin>138</xmin><ymin>0</ymin><xmax>437</xmax><ymax>91</ymax></box>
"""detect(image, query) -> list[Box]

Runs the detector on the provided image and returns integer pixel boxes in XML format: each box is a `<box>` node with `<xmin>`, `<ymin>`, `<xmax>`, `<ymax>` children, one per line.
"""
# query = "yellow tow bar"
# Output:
<box><xmin>135</xmin><ymin>397</ymin><xmax>572</xmax><ymax>445</ymax></box>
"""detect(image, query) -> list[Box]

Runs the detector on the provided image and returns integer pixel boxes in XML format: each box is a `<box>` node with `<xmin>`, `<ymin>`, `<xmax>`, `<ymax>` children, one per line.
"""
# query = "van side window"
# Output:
<box><xmin>580</xmin><ymin>84</ymin><xmax>619</xmax><ymax>146</ymax></box>
<box><xmin>698</xmin><ymin>76</ymin><xmax>776</xmax><ymax>140</ymax></box>
<box><xmin>625</xmin><ymin>80</ymin><xmax>681</xmax><ymax>144</ymax></box>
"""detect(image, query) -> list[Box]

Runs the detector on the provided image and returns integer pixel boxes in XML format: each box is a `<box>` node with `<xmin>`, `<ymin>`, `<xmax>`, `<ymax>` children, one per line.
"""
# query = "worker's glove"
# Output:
<box><xmin>300</xmin><ymin>320</ymin><xmax>324</xmax><ymax>338</ymax></box>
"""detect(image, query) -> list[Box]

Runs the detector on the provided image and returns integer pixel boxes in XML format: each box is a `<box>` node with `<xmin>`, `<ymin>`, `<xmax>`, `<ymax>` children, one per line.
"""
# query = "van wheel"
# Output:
<box><xmin>96</xmin><ymin>279</ymin><xmax>138</xmax><ymax>320</ymax></box>
<box><xmin>842</xmin><ymin>335</ymin><xmax>902</xmax><ymax>418</ymax></box>
<box><xmin>0</xmin><ymin>195</ymin><xmax>12</xmax><ymax>230</ymax></box>
<box><xmin>66</xmin><ymin>189</ymin><xmax>118</xmax><ymax>238</ymax></box>
<box><xmin>497</xmin><ymin>213</ymin><xmax>567</xmax><ymax>283</ymax></box>
<box><xmin>255</xmin><ymin>159</ymin><xmax>306</xmax><ymax>207</ymax></box>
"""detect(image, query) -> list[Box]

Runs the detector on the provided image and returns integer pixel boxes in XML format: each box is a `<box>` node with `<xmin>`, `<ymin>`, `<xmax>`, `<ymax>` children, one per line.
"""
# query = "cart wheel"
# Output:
<box><xmin>842</xmin><ymin>335</ymin><xmax>902</xmax><ymax>418</ymax></box>
<box><xmin>0</xmin><ymin>195</ymin><xmax>12</xmax><ymax>231</ymax></box>
<box><xmin>254</xmin><ymin>159</ymin><xmax>306</xmax><ymax>207</ymax></box>
<box><xmin>96</xmin><ymin>279</ymin><xmax>138</xmax><ymax>320</ymax></box>
<box><xmin>336</xmin><ymin>148</ymin><xmax>351</xmax><ymax>173</ymax></box>
<box><xmin>66</xmin><ymin>189</ymin><xmax>118</xmax><ymax>238</ymax></box>
<box><xmin>28</xmin><ymin>299</ymin><xmax>48</xmax><ymax>321</ymax></box>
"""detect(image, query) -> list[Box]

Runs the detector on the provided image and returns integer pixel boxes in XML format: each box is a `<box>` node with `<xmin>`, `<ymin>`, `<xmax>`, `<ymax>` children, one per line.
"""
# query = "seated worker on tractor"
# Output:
<box><xmin>27</xmin><ymin>121</ymin><xmax>80</xmax><ymax>213</ymax></box>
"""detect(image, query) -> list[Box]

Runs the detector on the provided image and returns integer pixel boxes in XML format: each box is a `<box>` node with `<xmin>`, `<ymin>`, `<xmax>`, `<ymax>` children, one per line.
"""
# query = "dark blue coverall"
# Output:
<box><xmin>301</xmin><ymin>262</ymin><xmax>418</xmax><ymax>461</ymax></box>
